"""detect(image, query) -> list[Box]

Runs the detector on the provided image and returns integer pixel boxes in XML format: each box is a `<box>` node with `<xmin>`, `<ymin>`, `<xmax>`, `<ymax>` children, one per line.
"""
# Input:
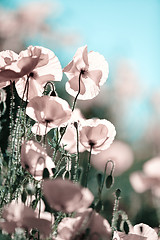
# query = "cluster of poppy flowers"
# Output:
<box><xmin>0</xmin><ymin>45</ymin><xmax>158</xmax><ymax>239</ymax></box>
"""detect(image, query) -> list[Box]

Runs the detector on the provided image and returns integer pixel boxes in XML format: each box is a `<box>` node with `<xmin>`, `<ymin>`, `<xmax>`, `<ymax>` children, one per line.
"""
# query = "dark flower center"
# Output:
<box><xmin>88</xmin><ymin>140</ymin><xmax>95</xmax><ymax>147</ymax></box>
<box><xmin>80</xmin><ymin>69</ymin><xmax>86</xmax><ymax>75</ymax></box>
<box><xmin>29</xmin><ymin>72</ymin><xmax>34</xmax><ymax>77</ymax></box>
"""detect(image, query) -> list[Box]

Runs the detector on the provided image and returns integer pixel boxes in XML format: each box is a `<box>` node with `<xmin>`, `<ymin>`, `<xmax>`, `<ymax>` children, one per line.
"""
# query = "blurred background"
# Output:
<box><xmin>0</xmin><ymin>0</ymin><xmax>160</xmax><ymax>229</ymax></box>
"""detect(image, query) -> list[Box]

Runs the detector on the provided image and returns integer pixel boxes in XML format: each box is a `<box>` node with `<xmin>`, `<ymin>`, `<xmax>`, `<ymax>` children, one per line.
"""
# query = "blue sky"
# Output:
<box><xmin>1</xmin><ymin>0</ymin><xmax>159</xmax><ymax>141</ymax></box>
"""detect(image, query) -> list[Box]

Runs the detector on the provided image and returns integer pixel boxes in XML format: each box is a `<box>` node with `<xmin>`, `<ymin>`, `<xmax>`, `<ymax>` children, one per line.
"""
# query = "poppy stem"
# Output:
<box><xmin>111</xmin><ymin>189</ymin><xmax>121</xmax><ymax>234</ymax></box>
<box><xmin>73</xmin><ymin>122</ymin><xmax>80</xmax><ymax>182</ymax></box>
<box><xmin>84</xmin><ymin>145</ymin><xmax>92</xmax><ymax>187</ymax></box>
<box><xmin>72</xmin><ymin>72</ymin><xmax>82</xmax><ymax>111</ymax></box>
<box><xmin>99</xmin><ymin>159</ymin><xmax>115</xmax><ymax>196</ymax></box>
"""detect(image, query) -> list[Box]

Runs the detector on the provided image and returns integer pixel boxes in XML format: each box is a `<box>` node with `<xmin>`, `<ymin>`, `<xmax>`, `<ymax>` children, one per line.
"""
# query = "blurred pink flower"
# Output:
<box><xmin>64</xmin><ymin>45</ymin><xmax>109</xmax><ymax>100</ymax></box>
<box><xmin>0</xmin><ymin>50</ymin><xmax>18</xmax><ymax>88</ymax></box>
<box><xmin>0</xmin><ymin>200</ymin><xmax>52</xmax><ymax>237</ymax></box>
<box><xmin>56</xmin><ymin>208</ymin><xmax>111</xmax><ymax>240</ymax></box>
<box><xmin>21</xmin><ymin>140</ymin><xmax>55</xmax><ymax>180</ymax></box>
<box><xmin>26</xmin><ymin>95</ymin><xmax>72</xmax><ymax>135</ymax></box>
<box><xmin>130</xmin><ymin>157</ymin><xmax>160</xmax><ymax>197</ymax></box>
<box><xmin>79</xmin><ymin>118</ymin><xmax>116</xmax><ymax>154</ymax></box>
<box><xmin>60</xmin><ymin>108</ymin><xmax>86</xmax><ymax>153</ymax></box>
<box><xmin>0</xmin><ymin>200</ymin><xmax>35</xmax><ymax>234</ymax></box>
<box><xmin>113</xmin><ymin>223</ymin><xmax>158</xmax><ymax>240</ymax></box>
<box><xmin>91</xmin><ymin>140</ymin><xmax>134</xmax><ymax>176</ymax></box>
<box><xmin>42</xmin><ymin>178</ymin><xmax>94</xmax><ymax>213</ymax></box>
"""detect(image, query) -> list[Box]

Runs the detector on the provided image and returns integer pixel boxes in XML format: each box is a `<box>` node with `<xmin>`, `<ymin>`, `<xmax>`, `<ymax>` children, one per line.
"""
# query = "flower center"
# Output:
<box><xmin>80</xmin><ymin>68</ymin><xmax>88</xmax><ymax>78</ymax></box>
<box><xmin>29</xmin><ymin>72</ymin><xmax>34</xmax><ymax>77</ymax></box>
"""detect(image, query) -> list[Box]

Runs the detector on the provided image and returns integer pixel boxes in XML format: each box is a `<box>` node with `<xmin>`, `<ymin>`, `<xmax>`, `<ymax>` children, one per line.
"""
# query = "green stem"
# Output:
<box><xmin>84</xmin><ymin>145</ymin><xmax>92</xmax><ymax>187</ymax></box>
<box><xmin>72</xmin><ymin>72</ymin><xmax>82</xmax><ymax>111</ymax></box>
<box><xmin>111</xmin><ymin>190</ymin><xmax>121</xmax><ymax>234</ymax></box>
<box><xmin>73</xmin><ymin>123</ymin><xmax>80</xmax><ymax>182</ymax></box>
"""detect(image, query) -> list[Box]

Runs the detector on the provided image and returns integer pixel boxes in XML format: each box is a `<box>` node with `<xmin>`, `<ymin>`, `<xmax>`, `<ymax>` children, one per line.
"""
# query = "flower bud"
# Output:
<box><xmin>43</xmin><ymin>168</ymin><xmax>50</xmax><ymax>179</ymax></box>
<box><xmin>105</xmin><ymin>174</ymin><xmax>114</xmax><ymax>189</ymax></box>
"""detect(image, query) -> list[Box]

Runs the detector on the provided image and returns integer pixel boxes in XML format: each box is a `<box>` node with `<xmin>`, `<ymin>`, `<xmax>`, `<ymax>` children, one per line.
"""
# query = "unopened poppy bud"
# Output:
<box><xmin>105</xmin><ymin>174</ymin><xmax>114</xmax><ymax>189</ymax></box>
<box><xmin>96</xmin><ymin>173</ymin><xmax>103</xmax><ymax>187</ymax></box>
<box><xmin>43</xmin><ymin>168</ymin><xmax>50</xmax><ymax>179</ymax></box>
<box><xmin>115</xmin><ymin>188</ymin><xmax>121</xmax><ymax>199</ymax></box>
<box><xmin>123</xmin><ymin>221</ymin><xmax>130</xmax><ymax>234</ymax></box>
<box><xmin>50</xmin><ymin>89</ymin><xmax>57</xmax><ymax>96</ymax></box>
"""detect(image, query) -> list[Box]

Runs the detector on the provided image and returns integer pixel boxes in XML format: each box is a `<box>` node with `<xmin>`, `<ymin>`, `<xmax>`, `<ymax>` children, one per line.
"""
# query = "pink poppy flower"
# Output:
<box><xmin>0</xmin><ymin>50</ymin><xmax>18</xmax><ymax>89</ymax></box>
<box><xmin>63</xmin><ymin>45</ymin><xmax>109</xmax><ymax>100</ymax></box>
<box><xmin>91</xmin><ymin>140</ymin><xmax>134</xmax><ymax>176</ymax></box>
<box><xmin>0</xmin><ymin>46</ymin><xmax>62</xmax><ymax>101</ymax></box>
<box><xmin>60</xmin><ymin>108</ymin><xmax>86</xmax><ymax>153</ymax></box>
<box><xmin>113</xmin><ymin>223</ymin><xmax>158</xmax><ymax>240</ymax></box>
<box><xmin>26</xmin><ymin>95</ymin><xmax>72</xmax><ymax>135</ymax></box>
<box><xmin>79</xmin><ymin>118</ymin><xmax>116</xmax><ymax>154</ymax></box>
<box><xmin>0</xmin><ymin>200</ymin><xmax>35</xmax><ymax>234</ymax></box>
<box><xmin>0</xmin><ymin>200</ymin><xmax>52</xmax><ymax>237</ymax></box>
<box><xmin>15</xmin><ymin>46</ymin><xmax>62</xmax><ymax>101</ymax></box>
<box><xmin>21</xmin><ymin>140</ymin><xmax>55</xmax><ymax>180</ymax></box>
<box><xmin>42</xmin><ymin>178</ymin><xmax>94</xmax><ymax>213</ymax></box>
<box><xmin>130</xmin><ymin>157</ymin><xmax>160</xmax><ymax>197</ymax></box>
<box><xmin>56</xmin><ymin>208</ymin><xmax>111</xmax><ymax>240</ymax></box>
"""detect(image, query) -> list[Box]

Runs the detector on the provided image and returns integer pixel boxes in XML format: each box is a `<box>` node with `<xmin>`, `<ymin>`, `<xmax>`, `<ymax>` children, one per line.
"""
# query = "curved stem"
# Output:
<box><xmin>72</xmin><ymin>72</ymin><xmax>82</xmax><ymax>111</ymax></box>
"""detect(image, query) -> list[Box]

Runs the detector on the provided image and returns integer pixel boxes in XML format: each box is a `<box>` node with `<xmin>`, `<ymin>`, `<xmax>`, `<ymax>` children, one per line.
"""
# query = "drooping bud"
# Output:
<box><xmin>105</xmin><ymin>174</ymin><xmax>114</xmax><ymax>189</ymax></box>
<box><xmin>43</xmin><ymin>168</ymin><xmax>50</xmax><ymax>179</ymax></box>
<box><xmin>115</xmin><ymin>188</ymin><xmax>121</xmax><ymax>199</ymax></box>
<box><xmin>123</xmin><ymin>221</ymin><xmax>130</xmax><ymax>234</ymax></box>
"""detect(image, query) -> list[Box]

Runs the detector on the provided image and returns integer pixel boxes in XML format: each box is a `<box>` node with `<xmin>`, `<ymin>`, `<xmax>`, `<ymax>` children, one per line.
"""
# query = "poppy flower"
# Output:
<box><xmin>42</xmin><ymin>178</ymin><xmax>94</xmax><ymax>213</ymax></box>
<box><xmin>60</xmin><ymin>108</ymin><xmax>86</xmax><ymax>153</ymax></box>
<box><xmin>0</xmin><ymin>46</ymin><xmax>62</xmax><ymax>101</ymax></box>
<box><xmin>26</xmin><ymin>95</ymin><xmax>72</xmax><ymax>135</ymax></box>
<box><xmin>15</xmin><ymin>45</ymin><xmax>62</xmax><ymax>101</ymax></box>
<box><xmin>113</xmin><ymin>223</ymin><xmax>158</xmax><ymax>240</ymax></box>
<box><xmin>0</xmin><ymin>50</ymin><xmax>18</xmax><ymax>89</ymax></box>
<box><xmin>56</xmin><ymin>208</ymin><xmax>111</xmax><ymax>240</ymax></box>
<box><xmin>21</xmin><ymin>140</ymin><xmax>55</xmax><ymax>180</ymax></box>
<box><xmin>79</xmin><ymin>118</ymin><xmax>116</xmax><ymax>154</ymax></box>
<box><xmin>91</xmin><ymin>140</ymin><xmax>134</xmax><ymax>176</ymax></box>
<box><xmin>0</xmin><ymin>200</ymin><xmax>35</xmax><ymax>234</ymax></box>
<box><xmin>0</xmin><ymin>200</ymin><xmax>52</xmax><ymax>237</ymax></box>
<box><xmin>63</xmin><ymin>45</ymin><xmax>109</xmax><ymax>100</ymax></box>
<box><xmin>130</xmin><ymin>157</ymin><xmax>160</xmax><ymax>197</ymax></box>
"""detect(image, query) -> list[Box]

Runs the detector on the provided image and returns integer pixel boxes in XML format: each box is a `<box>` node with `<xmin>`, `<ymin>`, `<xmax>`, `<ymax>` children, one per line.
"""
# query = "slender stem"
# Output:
<box><xmin>84</xmin><ymin>145</ymin><xmax>92</xmax><ymax>187</ymax></box>
<box><xmin>111</xmin><ymin>190</ymin><xmax>121</xmax><ymax>234</ymax></box>
<box><xmin>73</xmin><ymin>123</ymin><xmax>80</xmax><ymax>182</ymax></box>
<box><xmin>72</xmin><ymin>72</ymin><xmax>82</xmax><ymax>111</ymax></box>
